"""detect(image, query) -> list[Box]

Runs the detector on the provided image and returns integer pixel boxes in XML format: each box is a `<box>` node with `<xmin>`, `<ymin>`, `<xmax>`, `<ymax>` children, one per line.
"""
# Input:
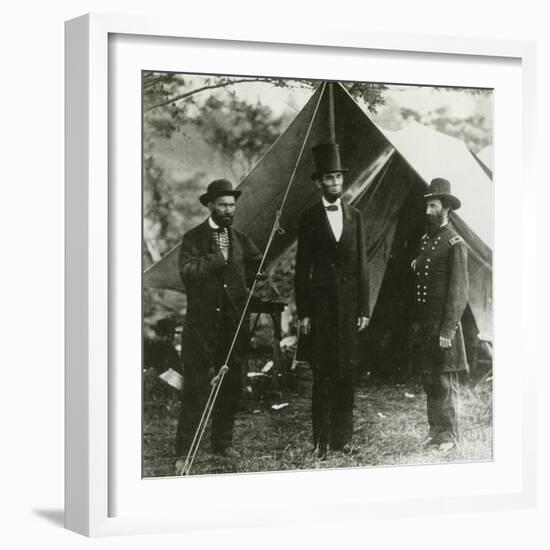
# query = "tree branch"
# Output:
<box><xmin>144</xmin><ymin>78</ymin><xmax>285</xmax><ymax>113</ymax></box>
<box><xmin>143</xmin><ymin>79</ymin><xmax>163</xmax><ymax>91</ymax></box>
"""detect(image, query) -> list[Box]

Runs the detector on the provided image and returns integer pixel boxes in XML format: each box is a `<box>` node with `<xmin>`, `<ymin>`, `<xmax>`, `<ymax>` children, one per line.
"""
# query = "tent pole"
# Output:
<box><xmin>328</xmin><ymin>81</ymin><xmax>335</xmax><ymax>142</ymax></box>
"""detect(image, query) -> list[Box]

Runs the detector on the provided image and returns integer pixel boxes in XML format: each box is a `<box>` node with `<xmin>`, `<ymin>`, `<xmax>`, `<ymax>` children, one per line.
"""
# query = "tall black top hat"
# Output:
<box><xmin>199</xmin><ymin>179</ymin><xmax>241</xmax><ymax>207</ymax></box>
<box><xmin>423</xmin><ymin>178</ymin><xmax>461</xmax><ymax>210</ymax></box>
<box><xmin>310</xmin><ymin>143</ymin><xmax>349</xmax><ymax>180</ymax></box>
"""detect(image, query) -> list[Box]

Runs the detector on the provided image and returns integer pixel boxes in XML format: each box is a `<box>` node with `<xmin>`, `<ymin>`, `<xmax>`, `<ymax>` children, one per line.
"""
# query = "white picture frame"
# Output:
<box><xmin>65</xmin><ymin>12</ymin><xmax>536</xmax><ymax>537</ymax></box>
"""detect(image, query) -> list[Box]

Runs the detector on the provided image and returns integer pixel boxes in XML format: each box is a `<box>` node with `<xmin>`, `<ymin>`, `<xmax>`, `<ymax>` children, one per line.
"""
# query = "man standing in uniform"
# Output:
<box><xmin>411</xmin><ymin>178</ymin><xmax>469</xmax><ymax>452</ymax></box>
<box><xmin>295</xmin><ymin>143</ymin><xmax>370</xmax><ymax>459</ymax></box>
<box><xmin>174</xmin><ymin>179</ymin><xmax>262</xmax><ymax>471</ymax></box>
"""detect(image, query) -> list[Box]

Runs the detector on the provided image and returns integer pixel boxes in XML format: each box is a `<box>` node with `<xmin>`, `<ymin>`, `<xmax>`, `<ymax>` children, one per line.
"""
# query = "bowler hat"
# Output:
<box><xmin>310</xmin><ymin>143</ymin><xmax>349</xmax><ymax>180</ymax></box>
<box><xmin>199</xmin><ymin>179</ymin><xmax>241</xmax><ymax>207</ymax></box>
<box><xmin>423</xmin><ymin>178</ymin><xmax>461</xmax><ymax>210</ymax></box>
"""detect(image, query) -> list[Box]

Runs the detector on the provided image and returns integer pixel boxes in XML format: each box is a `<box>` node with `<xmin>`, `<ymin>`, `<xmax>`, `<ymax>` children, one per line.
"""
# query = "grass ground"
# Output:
<box><xmin>143</xmin><ymin>364</ymin><xmax>493</xmax><ymax>478</ymax></box>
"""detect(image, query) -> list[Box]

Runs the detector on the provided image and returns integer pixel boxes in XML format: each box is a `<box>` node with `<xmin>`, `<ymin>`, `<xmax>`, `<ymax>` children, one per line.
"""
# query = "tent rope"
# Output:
<box><xmin>177</xmin><ymin>82</ymin><xmax>328</xmax><ymax>476</ymax></box>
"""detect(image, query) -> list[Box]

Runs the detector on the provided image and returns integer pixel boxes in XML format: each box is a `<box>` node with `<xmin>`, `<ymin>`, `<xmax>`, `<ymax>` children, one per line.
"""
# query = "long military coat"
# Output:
<box><xmin>411</xmin><ymin>223</ymin><xmax>469</xmax><ymax>373</ymax></box>
<box><xmin>178</xmin><ymin>220</ymin><xmax>262</xmax><ymax>372</ymax></box>
<box><xmin>295</xmin><ymin>201</ymin><xmax>369</xmax><ymax>376</ymax></box>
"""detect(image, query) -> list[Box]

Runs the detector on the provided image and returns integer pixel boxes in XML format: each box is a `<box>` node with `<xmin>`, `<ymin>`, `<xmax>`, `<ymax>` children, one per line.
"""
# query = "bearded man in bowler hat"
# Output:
<box><xmin>411</xmin><ymin>178</ymin><xmax>469</xmax><ymax>453</ymax></box>
<box><xmin>174</xmin><ymin>179</ymin><xmax>262</xmax><ymax>471</ymax></box>
<box><xmin>295</xmin><ymin>143</ymin><xmax>370</xmax><ymax>459</ymax></box>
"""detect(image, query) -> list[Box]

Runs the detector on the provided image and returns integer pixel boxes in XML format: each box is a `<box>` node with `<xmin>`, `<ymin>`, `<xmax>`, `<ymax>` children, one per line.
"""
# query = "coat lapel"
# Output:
<box><xmin>198</xmin><ymin>219</ymin><xmax>227</xmax><ymax>264</ymax></box>
<box><xmin>316</xmin><ymin>202</ymin><xmax>336</xmax><ymax>245</ymax></box>
<box><xmin>316</xmin><ymin>200</ymin><xmax>353</xmax><ymax>245</ymax></box>
<box><xmin>199</xmin><ymin>219</ymin><xmax>216</xmax><ymax>251</ymax></box>
<box><xmin>227</xmin><ymin>226</ymin><xmax>238</xmax><ymax>264</ymax></box>
<box><xmin>338</xmin><ymin>201</ymin><xmax>353</xmax><ymax>245</ymax></box>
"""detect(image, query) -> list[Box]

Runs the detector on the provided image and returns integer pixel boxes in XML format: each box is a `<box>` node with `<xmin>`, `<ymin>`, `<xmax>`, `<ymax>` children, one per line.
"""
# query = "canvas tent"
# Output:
<box><xmin>374</xmin><ymin>121</ymin><xmax>493</xmax><ymax>342</ymax></box>
<box><xmin>144</xmin><ymin>82</ymin><xmax>493</xmax><ymax>374</ymax></box>
<box><xmin>472</xmin><ymin>144</ymin><xmax>493</xmax><ymax>178</ymax></box>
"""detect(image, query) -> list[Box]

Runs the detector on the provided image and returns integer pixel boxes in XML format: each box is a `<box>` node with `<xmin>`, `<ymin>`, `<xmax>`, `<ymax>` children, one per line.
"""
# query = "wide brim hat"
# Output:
<box><xmin>423</xmin><ymin>177</ymin><xmax>461</xmax><ymax>210</ymax></box>
<box><xmin>199</xmin><ymin>178</ymin><xmax>242</xmax><ymax>206</ymax></box>
<box><xmin>310</xmin><ymin>142</ymin><xmax>349</xmax><ymax>180</ymax></box>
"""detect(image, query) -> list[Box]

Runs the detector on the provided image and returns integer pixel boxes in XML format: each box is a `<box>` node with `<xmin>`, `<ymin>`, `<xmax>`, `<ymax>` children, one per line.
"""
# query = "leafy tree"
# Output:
<box><xmin>342</xmin><ymin>80</ymin><xmax>387</xmax><ymax>112</ymax></box>
<box><xmin>400</xmin><ymin>105</ymin><xmax>492</xmax><ymax>152</ymax></box>
<box><xmin>193</xmin><ymin>94</ymin><xmax>285</xmax><ymax>175</ymax></box>
<box><xmin>143</xmin><ymin>73</ymin><xmax>387</xmax><ymax>127</ymax></box>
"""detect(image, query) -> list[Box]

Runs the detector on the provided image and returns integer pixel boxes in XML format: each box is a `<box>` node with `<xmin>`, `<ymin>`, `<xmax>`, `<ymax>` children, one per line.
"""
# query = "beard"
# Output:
<box><xmin>212</xmin><ymin>211</ymin><xmax>234</xmax><ymax>227</ymax></box>
<box><xmin>323</xmin><ymin>188</ymin><xmax>342</xmax><ymax>203</ymax></box>
<box><xmin>425</xmin><ymin>213</ymin><xmax>444</xmax><ymax>235</ymax></box>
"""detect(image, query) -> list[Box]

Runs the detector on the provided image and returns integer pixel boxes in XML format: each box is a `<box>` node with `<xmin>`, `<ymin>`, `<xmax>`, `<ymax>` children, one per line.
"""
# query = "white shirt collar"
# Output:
<box><xmin>321</xmin><ymin>197</ymin><xmax>342</xmax><ymax>209</ymax></box>
<box><xmin>208</xmin><ymin>217</ymin><xmax>221</xmax><ymax>229</ymax></box>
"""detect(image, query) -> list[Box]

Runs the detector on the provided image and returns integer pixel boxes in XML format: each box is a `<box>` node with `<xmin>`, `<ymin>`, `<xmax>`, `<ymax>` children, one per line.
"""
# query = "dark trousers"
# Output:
<box><xmin>175</xmin><ymin>305</ymin><xmax>243</xmax><ymax>457</ymax></box>
<box><xmin>312</xmin><ymin>370</ymin><xmax>354</xmax><ymax>451</ymax></box>
<box><xmin>422</xmin><ymin>371</ymin><xmax>461</xmax><ymax>444</ymax></box>
<box><xmin>309</xmin><ymin>287</ymin><xmax>355</xmax><ymax>452</ymax></box>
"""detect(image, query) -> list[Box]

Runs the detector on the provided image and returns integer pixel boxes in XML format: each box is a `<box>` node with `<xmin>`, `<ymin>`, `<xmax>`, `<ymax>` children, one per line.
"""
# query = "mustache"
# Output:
<box><xmin>425</xmin><ymin>215</ymin><xmax>441</xmax><ymax>229</ymax></box>
<box><xmin>213</xmin><ymin>212</ymin><xmax>234</xmax><ymax>227</ymax></box>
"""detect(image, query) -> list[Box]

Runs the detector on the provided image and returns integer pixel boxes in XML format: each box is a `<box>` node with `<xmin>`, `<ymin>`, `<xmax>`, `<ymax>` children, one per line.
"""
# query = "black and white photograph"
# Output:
<box><xmin>142</xmin><ymin>73</ymin><xmax>493</xmax><ymax>477</ymax></box>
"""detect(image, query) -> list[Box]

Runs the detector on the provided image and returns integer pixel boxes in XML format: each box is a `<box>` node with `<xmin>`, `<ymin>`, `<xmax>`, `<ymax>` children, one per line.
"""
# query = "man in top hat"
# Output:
<box><xmin>295</xmin><ymin>143</ymin><xmax>370</xmax><ymax>459</ymax></box>
<box><xmin>410</xmin><ymin>177</ymin><xmax>469</xmax><ymax>452</ymax></box>
<box><xmin>174</xmin><ymin>179</ymin><xmax>263</xmax><ymax>468</ymax></box>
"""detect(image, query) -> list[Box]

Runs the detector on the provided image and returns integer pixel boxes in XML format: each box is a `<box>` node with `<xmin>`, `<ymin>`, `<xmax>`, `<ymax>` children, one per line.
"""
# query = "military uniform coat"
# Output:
<box><xmin>411</xmin><ymin>224</ymin><xmax>469</xmax><ymax>373</ymax></box>
<box><xmin>295</xmin><ymin>201</ymin><xmax>369</xmax><ymax>376</ymax></box>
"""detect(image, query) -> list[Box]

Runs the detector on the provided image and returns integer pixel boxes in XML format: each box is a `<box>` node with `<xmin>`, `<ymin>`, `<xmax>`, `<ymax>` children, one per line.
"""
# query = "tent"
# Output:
<box><xmin>144</xmin><ymin>82</ymin><xmax>493</xmax><ymax>375</ymax></box>
<box><xmin>472</xmin><ymin>144</ymin><xmax>494</xmax><ymax>178</ymax></box>
<box><xmin>374</xmin><ymin>121</ymin><xmax>493</xmax><ymax>342</ymax></box>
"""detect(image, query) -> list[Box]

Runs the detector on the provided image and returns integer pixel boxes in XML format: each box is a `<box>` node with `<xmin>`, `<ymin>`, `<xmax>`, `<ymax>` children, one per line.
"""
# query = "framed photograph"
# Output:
<box><xmin>65</xmin><ymin>13</ymin><xmax>536</xmax><ymax>536</ymax></box>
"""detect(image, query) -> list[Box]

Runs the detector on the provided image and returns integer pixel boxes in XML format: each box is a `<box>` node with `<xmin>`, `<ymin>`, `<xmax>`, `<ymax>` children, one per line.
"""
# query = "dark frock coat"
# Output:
<box><xmin>295</xmin><ymin>201</ymin><xmax>369</xmax><ymax>450</ymax></box>
<box><xmin>175</xmin><ymin>219</ymin><xmax>262</xmax><ymax>455</ymax></box>
<box><xmin>295</xmin><ymin>201</ymin><xmax>370</xmax><ymax>374</ymax></box>
<box><xmin>178</xmin><ymin>219</ymin><xmax>262</xmax><ymax>371</ymax></box>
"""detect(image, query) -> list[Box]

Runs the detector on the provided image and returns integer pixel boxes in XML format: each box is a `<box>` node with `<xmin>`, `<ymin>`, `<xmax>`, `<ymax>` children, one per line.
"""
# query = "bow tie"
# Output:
<box><xmin>213</xmin><ymin>227</ymin><xmax>228</xmax><ymax>234</ymax></box>
<box><xmin>325</xmin><ymin>204</ymin><xmax>338</xmax><ymax>212</ymax></box>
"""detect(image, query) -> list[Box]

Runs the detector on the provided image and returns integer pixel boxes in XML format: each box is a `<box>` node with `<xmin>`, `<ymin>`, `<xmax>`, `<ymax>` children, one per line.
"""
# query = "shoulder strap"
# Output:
<box><xmin>449</xmin><ymin>235</ymin><xmax>464</xmax><ymax>246</ymax></box>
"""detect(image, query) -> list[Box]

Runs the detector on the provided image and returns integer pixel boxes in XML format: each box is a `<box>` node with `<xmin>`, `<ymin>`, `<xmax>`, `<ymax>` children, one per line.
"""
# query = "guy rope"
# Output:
<box><xmin>176</xmin><ymin>81</ymin><xmax>328</xmax><ymax>476</ymax></box>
